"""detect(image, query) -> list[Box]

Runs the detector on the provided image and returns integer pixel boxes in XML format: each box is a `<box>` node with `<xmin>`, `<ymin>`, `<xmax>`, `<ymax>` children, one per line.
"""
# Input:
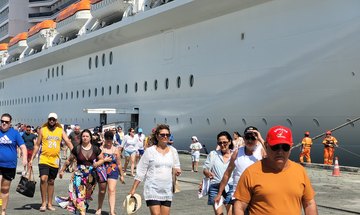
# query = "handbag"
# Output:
<box><xmin>95</xmin><ymin>164</ymin><xmax>107</xmax><ymax>183</ymax></box>
<box><xmin>16</xmin><ymin>167</ymin><xmax>36</xmax><ymax>198</ymax></box>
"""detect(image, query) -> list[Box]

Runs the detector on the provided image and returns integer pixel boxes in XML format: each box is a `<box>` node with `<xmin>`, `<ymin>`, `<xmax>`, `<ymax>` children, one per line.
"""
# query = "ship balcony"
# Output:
<box><xmin>7</xmin><ymin>40</ymin><xmax>27</xmax><ymax>58</ymax></box>
<box><xmin>90</xmin><ymin>0</ymin><xmax>130</xmax><ymax>24</ymax></box>
<box><xmin>56</xmin><ymin>10</ymin><xmax>91</xmax><ymax>38</ymax></box>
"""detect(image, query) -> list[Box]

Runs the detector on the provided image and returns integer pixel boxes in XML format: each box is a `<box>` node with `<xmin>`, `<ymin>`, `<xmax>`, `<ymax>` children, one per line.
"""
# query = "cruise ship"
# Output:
<box><xmin>0</xmin><ymin>0</ymin><xmax>360</xmax><ymax>166</ymax></box>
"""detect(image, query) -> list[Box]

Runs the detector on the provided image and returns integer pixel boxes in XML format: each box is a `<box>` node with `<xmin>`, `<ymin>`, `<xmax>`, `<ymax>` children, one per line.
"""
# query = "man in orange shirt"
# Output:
<box><xmin>299</xmin><ymin>131</ymin><xmax>313</xmax><ymax>163</ymax></box>
<box><xmin>233</xmin><ymin>125</ymin><xmax>318</xmax><ymax>215</ymax></box>
<box><xmin>322</xmin><ymin>131</ymin><xmax>338</xmax><ymax>165</ymax></box>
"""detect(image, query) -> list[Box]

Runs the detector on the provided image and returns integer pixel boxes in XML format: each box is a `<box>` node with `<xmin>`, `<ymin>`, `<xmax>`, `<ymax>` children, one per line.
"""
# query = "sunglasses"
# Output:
<box><xmin>269</xmin><ymin>144</ymin><xmax>291</xmax><ymax>152</ymax></box>
<box><xmin>217</xmin><ymin>141</ymin><xmax>229</xmax><ymax>145</ymax></box>
<box><xmin>48</xmin><ymin>118</ymin><xmax>56</xmax><ymax>121</ymax></box>
<box><xmin>159</xmin><ymin>133</ymin><xmax>171</xmax><ymax>138</ymax></box>
<box><xmin>244</xmin><ymin>135</ymin><xmax>256</xmax><ymax>141</ymax></box>
<box><xmin>1</xmin><ymin>120</ymin><xmax>10</xmax><ymax>124</ymax></box>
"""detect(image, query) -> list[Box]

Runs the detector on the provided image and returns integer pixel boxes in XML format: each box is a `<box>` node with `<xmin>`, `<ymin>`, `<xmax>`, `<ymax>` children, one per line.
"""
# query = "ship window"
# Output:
<box><xmin>189</xmin><ymin>74</ymin><xmax>194</xmax><ymax>87</ymax></box>
<box><xmin>61</xmin><ymin>65</ymin><xmax>64</xmax><ymax>75</ymax></box>
<box><xmin>262</xmin><ymin>118</ymin><xmax>268</xmax><ymax>125</ymax></box>
<box><xmin>38</xmin><ymin>96</ymin><xmax>40</xmax><ymax>102</ymax></box>
<box><xmin>42</xmin><ymin>95</ymin><xmax>44</xmax><ymax>102</ymax></box>
<box><xmin>102</xmin><ymin>53</ymin><xmax>105</xmax><ymax>66</ymax></box>
<box><xmin>116</xmin><ymin>85</ymin><xmax>119</xmax><ymax>94</ymax></box>
<box><xmin>154</xmin><ymin>80</ymin><xmax>158</xmax><ymax>91</ymax></box>
<box><xmin>56</xmin><ymin>94</ymin><xmax>59</xmax><ymax>101</ymax></box>
<box><xmin>109</xmin><ymin>52</ymin><xmax>113</xmax><ymax>65</ymax></box>
<box><xmin>223</xmin><ymin>118</ymin><xmax>227</xmax><ymax>125</ymax></box>
<box><xmin>66</xmin><ymin>92</ymin><xmax>68</xmax><ymax>99</ymax></box>
<box><xmin>176</xmin><ymin>117</ymin><xmax>179</xmax><ymax>124</ymax></box>
<box><xmin>165</xmin><ymin>78</ymin><xmax>169</xmax><ymax>89</ymax></box>
<box><xmin>101</xmin><ymin>87</ymin><xmax>104</xmax><ymax>96</ymax></box>
<box><xmin>71</xmin><ymin>91</ymin><xmax>74</xmax><ymax>99</ymax></box>
<box><xmin>177</xmin><ymin>76</ymin><xmax>181</xmax><ymax>88</ymax></box>
<box><xmin>60</xmin><ymin>93</ymin><xmax>63</xmax><ymax>100</ymax></box>
<box><xmin>56</xmin><ymin>66</ymin><xmax>59</xmax><ymax>77</ymax></box>
<box><xmin>88</xmin><ymin>58</ymin><xmax>92</xmax><ymax>70</ymax></box>
<box><xmin>52</xmin><ymin>68</ymin><xmax>54</xmax><ymax>77</ymax></box>
<box><xmin>144</xmin><ymin>81</ymin><xmax>148</xmax><ymax>92</ymax></box>
<box><xmin>125</xmin><ymin>84</ymin><xmax>128</xmax><ymax>93</ymax></box>
<box><xmin>108</xmin><ymin>86</ymin><xmax>112</xmax><ymax>95</ymax></box>
<box><xmin>48</xmin><ymin>69</ymin><xmax>50</xmax><ymax>78</ymax></box>
<box><xmin>95</xmin><ymin>55</ymin><xmax>98</xmax><ymax>68</ymax></box>
<box><xmin>51</xmin><ymin>94</ymin><xmax>54</xmax><ymax>101</ymax></box>
<box><xmin>190</xmin><ymin>118</ymin><xmax>193</xmax><ymax>124</ymax></box>
<box><xmin>82</xmin><ymin>90</ymin><xmax>85</xmax><ymax>98</ymax></box>
<box><xmin>241</xmin><ymin>33</ymin><xmax>245</xmax><ymax>40</ymax></box>
<box><xmin>88</xmin><ymin>89</ymin><xmax>91</xmax><ymax>97</ymax></box>
<box><xmin>76</xmin><ymin>91</ymin><xmax>79</xmax><ymax>98</ymax></box>
<box><xmin>242</xmin><ymin>118</ymin><xmax>247</xmax><ymax>126</ymax></box>
<box><xmin>135</xmin><ymin>82</ymin><xmax>138</xmax><ymax>92</ymax></box>
<box><xmin>95</xmin><ymin>88</ymin><xmax>97</xmax><ymax>97</ymax></box>
<box><xmin>313</xmin><ymin>118</ymin><xmax>320</xmax><ymax>127</ymax></box>
<box><xmin>286</xmin><ymin>118</ymin><xmax>293</xmax><ymax>127</ymax></box>
<box><xmin>207</xmin><ymin>118</ymin><xmax>210</xmax><ymax>125</ymax></box>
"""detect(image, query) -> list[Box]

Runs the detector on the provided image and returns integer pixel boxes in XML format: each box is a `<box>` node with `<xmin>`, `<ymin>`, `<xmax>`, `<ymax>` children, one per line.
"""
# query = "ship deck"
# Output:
<box><xmin>4</xmin><ymin>153</ymin><xmax>360</xmax><ymax>214</ymax></box>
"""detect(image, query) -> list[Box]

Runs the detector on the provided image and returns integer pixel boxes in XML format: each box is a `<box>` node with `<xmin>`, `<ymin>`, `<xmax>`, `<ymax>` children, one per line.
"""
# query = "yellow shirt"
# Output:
<box><xmin>39</xmin><ymin>124</ymin><xmax>63</xmax><ymax>168</ymax></box>
<box><xmin>301</xmin><ymin>137</ymin><xmax>313</xmax><ymax>148</ymax></box>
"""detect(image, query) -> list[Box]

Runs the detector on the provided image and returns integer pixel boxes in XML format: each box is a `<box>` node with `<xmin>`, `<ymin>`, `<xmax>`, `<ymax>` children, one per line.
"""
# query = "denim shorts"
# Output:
<box><xmin>207</xmin><ymin>183</ymin><xmax>233</xmax><ymax>205</ymax></box>
<box><xmin>124</xmin><ymin>149</ymin><xmax>137</xmax><ymax>157</ymax></box>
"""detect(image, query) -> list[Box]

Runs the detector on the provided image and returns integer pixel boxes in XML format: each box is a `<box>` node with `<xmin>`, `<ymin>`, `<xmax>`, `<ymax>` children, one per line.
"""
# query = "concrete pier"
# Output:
<box><xmin>2</xmin><ymin>154</ymin><xmax>360</xmax><ymax>214</ymax></box>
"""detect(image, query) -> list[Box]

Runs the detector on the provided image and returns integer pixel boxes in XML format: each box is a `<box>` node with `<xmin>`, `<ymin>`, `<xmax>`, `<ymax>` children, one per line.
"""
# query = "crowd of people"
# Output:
<box><xmin>1</xmin><ymin>110</ymin><xmax>341</xmax><ymax>214</ymax></box>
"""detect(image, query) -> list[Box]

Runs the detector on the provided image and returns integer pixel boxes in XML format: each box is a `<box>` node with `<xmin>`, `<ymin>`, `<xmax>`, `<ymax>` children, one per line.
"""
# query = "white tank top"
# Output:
<box><xmin>232</xmin><ymin>144</ymin><xmax>263</xmax><ymax>196</ymax></box>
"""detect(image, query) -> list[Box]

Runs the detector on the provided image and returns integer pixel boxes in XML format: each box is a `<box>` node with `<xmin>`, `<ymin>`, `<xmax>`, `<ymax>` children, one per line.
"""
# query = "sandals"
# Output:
<box><xmin>95</xmin><ymin>209</ymin><xmax>102</xmax><ymax>215</ymax></box>
<box><xmin>47</xmin><ymin>206</ymin><xmax>56</xmax><ymax>211</ymax></box>
<box><xmin>39</xmin><ymin>206</ymin><xmax>46</xmax><ymax>212</ymax></box>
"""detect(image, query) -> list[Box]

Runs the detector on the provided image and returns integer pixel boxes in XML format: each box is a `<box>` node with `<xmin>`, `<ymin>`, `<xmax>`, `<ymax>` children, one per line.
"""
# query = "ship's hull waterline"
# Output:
<box><xmin>1</xmin><ymin>0</ymin><xmax>360</xmax><ymax>166</ymax></box>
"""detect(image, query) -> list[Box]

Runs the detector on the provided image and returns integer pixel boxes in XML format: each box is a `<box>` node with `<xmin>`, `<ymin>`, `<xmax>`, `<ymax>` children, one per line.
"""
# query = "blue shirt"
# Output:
<box><xmin>0</xmin><ymin>127</ymin><xmax>25</xmax><ymax>168</ymax></box>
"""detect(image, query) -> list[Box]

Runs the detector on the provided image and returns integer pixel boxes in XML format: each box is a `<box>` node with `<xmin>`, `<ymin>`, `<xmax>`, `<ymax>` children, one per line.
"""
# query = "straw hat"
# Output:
<box><xmin>123</xmin><ymin>193</ymin><xmax>142</xmax><ymax>214</ymax></box>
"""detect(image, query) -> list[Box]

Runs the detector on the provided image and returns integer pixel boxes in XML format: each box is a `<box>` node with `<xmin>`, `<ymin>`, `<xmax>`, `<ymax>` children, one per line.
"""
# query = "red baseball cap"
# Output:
<box><xmin>326</xmin><ymin>131</ymin><xmax>331</xmax><ymax>135</ymax></box>
<box><xmin>266</xmin><ymin>125</ymin><xmax>293</xmax><ymax>146</ymax></box>
<box><xmin>305</xmin><ymin>131</ymin><xmax>310</xmax><ymax>136</ymax></box>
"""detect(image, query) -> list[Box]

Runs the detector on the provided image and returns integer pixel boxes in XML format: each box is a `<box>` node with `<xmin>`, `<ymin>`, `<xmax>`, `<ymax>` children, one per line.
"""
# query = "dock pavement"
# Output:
<box><xmin>2</xmin><ymin>153</ymin><xmax>360</xmax><ymax>215</ymax></box>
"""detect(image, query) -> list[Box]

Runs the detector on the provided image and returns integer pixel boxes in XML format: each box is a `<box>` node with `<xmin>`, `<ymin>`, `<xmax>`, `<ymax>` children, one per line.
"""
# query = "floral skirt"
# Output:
<box><xmin>67</xmin><ymin>165</ymin><xmax>97</xmax><ymax>213</ymax></box>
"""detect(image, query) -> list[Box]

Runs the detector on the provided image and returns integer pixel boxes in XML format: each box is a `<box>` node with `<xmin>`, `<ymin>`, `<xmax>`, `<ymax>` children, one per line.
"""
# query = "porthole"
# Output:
<box><xmin>95</xmin><ymin>55</ymin><xmax>98</xmax><ymax>68</ymax></box>
<box><xmin>88</xmin><ymin>89</ymin><xmax>91</xmax><ymax>97</ymax></box>
<box><xmin>38</xmin><ymin>96</ymin><xmax>40</xmax><ymax>102</ymax></box>
<box><xmin>52</xmin><ymin>68</ymin><xmax>54</xmax><ymax>77</ymax></box>
<box><xmin>56</xmin><ymin>67</ymin><xmax>59</xmax><ymax>77</ymax></box>
<box><xmin>116</xmin><ymin>85</ymin><xmax>120</xmax><ymax>94</ymax></box>
<box><xmin>135</xmin><ymin>82</ymin><xmax>138</xmax><ymax>92</ymax></box>
<box><xmin>154</xmin><ymin>80</ymin><xmax>158</xmax><ymax>90</ymax></box>
<box><xmin>60</xmin><ymin>93</ymin><xmax>63</xmax><ymax>100</ymax></box>
<box><xmin>207</xmin><ymin>118</ymin><xmax>210</xmax><ymax>125</ymax></box>
<box><xmin>66</xmin><ymin>92</ymin><xmax>68</xmax><ymax>99</ymax></box>
<box><xmin>223</xmin><ymin>118</ymin><xmax>227</xmax><ymax>125</ymax></box>
<box><xmin>55</xmin><ymin>94</ymin><xmax>58</xmax><ymax>101</ymax></box>
<box><xmin>42</xmin><ymin>95</ymin><xmax>44</xmax><ymax>102</ymax></box>
<box><xmin>165</xmin><ymin>78</ymin><xmax>169</xmax><ymax>89</ymax></box>
<box><xmin>190</xmin><ymin>118</ymin><xmax>193</xmax><ymax>124</ymax></box>
<box><xmin>144</xmin><ymin>81</ymin><xmax>147</xmax><ymax>92</ymax></box>
<box><xmin>102</xmin><ymin>53</ymin><xmax>105</xmax><ymax>66</ymax></box>
<box><xmin>47</xmin><ymin>69</ymin><xmax>50</xmax><ymax>78</ymax></box>
<box><xmin>242</xmin><ymin>118</ymin><xmax>247</xmax><ymax>126</ymax></box>
<box><xmin>176</xmin><ymin>118</ymin><xmax>179</xmax><ymax>124</ymax></box>
<box><xmin>189</xmin><ymin>74</ymin><xmax>194</xmax><ymax>87</ymax></box>
<box><xmin>51</xmin><ymin>94</ymin><xmax>54</xmax><ymax>101</ymax></box>
<box><xmin>109</xmin><ymin>86</ymin><xmax>112</xmax><ymax>95</ymax></box>
<box><xmin>101</xmin><ymin>87</ymin><xmax>104</xmax><ymax>96</ymax></box>
<box><xmin>313</xmin><ymin>118</ymin><xmax>320</xmax><ymax>127</ymax></box>
<box><xmin>82</xmin><ymin>90</ymin><xmax>85</xmax><ymax>98</ymax></box>
<box><xmin>177</xmin><ymin>76</ymin><xmax>181</xmax><ymax>88</ymax></box>
<box><xmin>125</xmin><ymin>84</ymin><xmax>128</xmax><ymax>93</ymax></box>
<box><xmin>94</xmin><ymin>88</ymin><xmax>97</xmax><ymax>97</ymax></box>
<box><xmin>262</xmin><ymin>118</ymin><xmax>268</xmax><ymax>125</ymax></box>
<box><xmin>76</xmin><ymin>90</ymin><xmax>79</xmax><ymax>98</ymax></box>
<box><xmin>286</xmin><ymin>118</ymin><xmax>293</xmax><ymax>127</ymax></box>
<box><xmin>71</xmin><ymin>91</ymin><xmax>74</xmax><ymax>99</ymax></box>
<box><xmin>109</xmin><ymin>52</ymin><xmax>113</xmax><ymax>65</ymax></box>
<box><xmin>61</xmin><ymin>65</ymin><xmax>64</xmax><ymax>75</ymax></box>
<box><xmin>89</xmin><ymin>58</ymin><xmax>92</xmax><ymax>69</ymax></box>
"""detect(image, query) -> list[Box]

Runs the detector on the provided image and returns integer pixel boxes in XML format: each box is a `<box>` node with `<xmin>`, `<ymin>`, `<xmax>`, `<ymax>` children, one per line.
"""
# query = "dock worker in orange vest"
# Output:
<box><xmin>299</xmin><ymin>131</ymin><xmax>312</xmax><ymax>163</ymax></box>
<box><xmin>322</xmin><ymin>131</ymin><xmax>338</xmax><ymax>165</ymax></box>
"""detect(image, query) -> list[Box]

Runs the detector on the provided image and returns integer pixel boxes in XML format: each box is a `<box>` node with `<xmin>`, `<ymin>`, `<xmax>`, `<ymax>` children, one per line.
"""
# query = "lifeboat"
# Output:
<box><xmin>8</xmin><ymin>32</ymin><xmax>28</xmax><ymax>58</ymax></box>
<box><xmin>0</xmin><ymin>43</ymin><xmax>8</xmax><ymax>65</ymax></box>
<box><xmin>90</xmin><ymin>0</ymin><xmax>129</xmax><ymax>24</ymax></box>
<box><xmin>27</xmin><ymin>20</ymin><xmax>57</xmax><ymax>50</ymax></box>
<box><xmin>56</xmin><ymin>0</ymin><xmax>91</xmax><ymax>38</ymax></box>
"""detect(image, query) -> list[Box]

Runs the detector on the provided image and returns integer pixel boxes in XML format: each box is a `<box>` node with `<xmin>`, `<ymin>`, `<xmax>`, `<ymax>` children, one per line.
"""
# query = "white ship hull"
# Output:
<box><xmin>1</xmin><ymin>0</ymin><xmax>360</xmax><ymax>166</ymax></box>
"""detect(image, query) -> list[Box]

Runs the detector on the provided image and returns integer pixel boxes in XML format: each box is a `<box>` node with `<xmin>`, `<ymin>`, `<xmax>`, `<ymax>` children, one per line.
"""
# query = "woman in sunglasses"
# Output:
<box><xmin>203</xmin><ymin>131</ymin><xmax>234</xmax><ymax>215</ymax></box>
<box><xmin>129</xmin><ymin>124</ymin><xmax>181</xmax><ymax>215</ymax></box>
<box><xmin>214</xmin><ymin>126</ymin><xmax>265</xmax><ymax>212</ymax></box>
<box><xmin>233</xmin><ymin>125</ymin><xmax>318</xmax><ymax>215</ymax></box>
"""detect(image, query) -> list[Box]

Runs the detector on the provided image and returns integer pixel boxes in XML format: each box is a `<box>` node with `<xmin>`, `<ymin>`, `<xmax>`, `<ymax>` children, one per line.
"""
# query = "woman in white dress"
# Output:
<box><xmin>129</xmin><ymin>124</ymin><xmax>181</xmax><ymax>215</ymax></box>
